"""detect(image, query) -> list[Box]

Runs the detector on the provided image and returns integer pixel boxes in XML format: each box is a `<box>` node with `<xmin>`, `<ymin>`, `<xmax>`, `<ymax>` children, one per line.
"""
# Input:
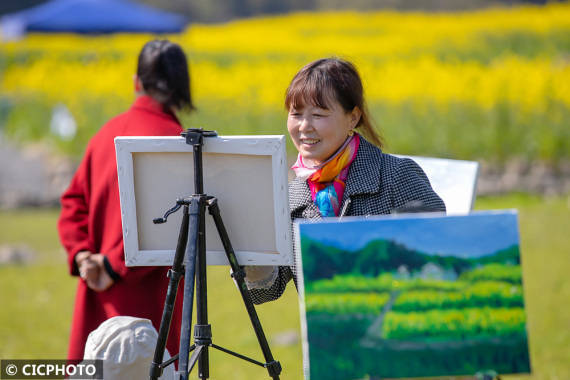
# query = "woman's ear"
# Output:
<box><xmin>134</xmin><ymin>75</ymin><xmax>143</xmax><ymax>93</ymax></box>
<box><xmin>350</xmin><ymin>106</ymin><xmax>362</xmax><ymax>128</ymax></box>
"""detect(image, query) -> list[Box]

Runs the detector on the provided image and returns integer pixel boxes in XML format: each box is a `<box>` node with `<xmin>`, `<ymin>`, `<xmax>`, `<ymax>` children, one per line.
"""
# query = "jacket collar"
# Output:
<box><xmin>342</xmin><ymin>137</ymin><xmax>383</xmax><ymax>199</ymax></box>
<box><xmin>289</xmin><ymin>136</ymin><xmax>383</xmax><ymax>216</ymax></box>
<box><xmin>131</xmin><ymin>95</ymin><xmax>180</xmax><ymax>123</ymax></box>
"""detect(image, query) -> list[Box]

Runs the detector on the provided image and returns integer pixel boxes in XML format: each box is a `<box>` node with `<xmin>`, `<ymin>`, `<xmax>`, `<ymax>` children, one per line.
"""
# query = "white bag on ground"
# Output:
<box><xmin>82</xmin><ymin>316</ymin><xmax>175</xmax><ymax>380</ymax></box>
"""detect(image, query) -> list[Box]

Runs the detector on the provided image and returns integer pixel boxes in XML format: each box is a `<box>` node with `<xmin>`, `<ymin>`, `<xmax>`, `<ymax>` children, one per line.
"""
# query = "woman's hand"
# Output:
<box><xmin>77</xmin><ymin>253</ymin><xmax>115</xmax><ymax>292</ymax></box>
<box><xmin>243</xmin><ymin>266</ymin><xmax>278</xmax><ymax>289</ymax></box>
<box><xmin>76</xmin><ymin>251</ymin><xmax>97</xmax><ymax>282</ymax></box>
<box><xmin>75</xmin><ymin>251</ymin><xmax>91</xmax><ymax>269</ymax></box>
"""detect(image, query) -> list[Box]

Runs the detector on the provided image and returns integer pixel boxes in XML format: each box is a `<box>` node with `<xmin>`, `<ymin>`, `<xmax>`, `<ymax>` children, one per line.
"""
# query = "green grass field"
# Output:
<box><xmin>0</xmin><ymin>193</ymin><xmax>568</xmax><ymax>379</ymax></box>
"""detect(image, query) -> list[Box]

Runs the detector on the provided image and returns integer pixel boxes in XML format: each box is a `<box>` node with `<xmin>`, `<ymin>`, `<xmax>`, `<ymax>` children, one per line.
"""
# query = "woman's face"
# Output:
<box><xmin>287</xmin><ymin>98</ymin><xmax>361</xmax><ymax>167</ymax></box>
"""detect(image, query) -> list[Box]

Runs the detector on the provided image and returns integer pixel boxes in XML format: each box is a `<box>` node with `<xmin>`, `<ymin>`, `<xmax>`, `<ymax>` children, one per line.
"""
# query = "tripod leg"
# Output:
<box><xmin>195</xmin><ymin>196</ymin><xmax>210</xmax><ymax>379</ymax></box>
<box><xmin>150</xmin><ymin>205</ymin><xmax>189</xmax><ymax>380</ymax></box>
<box><xmin>176</xmin><ymin>198</ymin><xmax>201</xmax><ymax>380</ymax></box>
<box><xmin>208</xmin><ymin>199</ymin><xmax>282</xmax><ymax>379</ymax></box>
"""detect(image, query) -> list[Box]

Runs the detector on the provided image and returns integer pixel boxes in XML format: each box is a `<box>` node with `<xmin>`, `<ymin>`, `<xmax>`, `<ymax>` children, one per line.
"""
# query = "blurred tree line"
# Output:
<box><xmin>1</xmin><ymin>0</ymin><xmax>550</xmax><ymax>22</ymax></box>
<box><xmin>136</xmin><ymin>0</ymin><xmax>550</xmax><ymax>22</ymax></box>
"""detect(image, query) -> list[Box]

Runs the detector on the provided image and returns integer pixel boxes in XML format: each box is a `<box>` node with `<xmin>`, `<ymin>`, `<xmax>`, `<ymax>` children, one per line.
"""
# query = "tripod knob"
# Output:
<box><xmin>153</xmin><ymin>203</ymin><xmax>183</xmax><ymax>224</ymax></box>
<box><xmin>181</xmin><ymin>128</ymin><xmax>218</xmax><ymax>146</ymax></box>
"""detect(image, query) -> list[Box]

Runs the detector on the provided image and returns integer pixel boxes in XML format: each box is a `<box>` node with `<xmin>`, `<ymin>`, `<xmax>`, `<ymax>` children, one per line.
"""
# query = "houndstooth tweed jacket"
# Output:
<box><xmin>249</xmin><ymin>137</ymin><xmax>446</xmax><ymax>304</ymax></box>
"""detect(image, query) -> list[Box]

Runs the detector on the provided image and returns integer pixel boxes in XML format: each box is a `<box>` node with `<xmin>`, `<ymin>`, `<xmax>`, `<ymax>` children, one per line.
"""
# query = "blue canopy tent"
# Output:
<box><xmin>1</xmin><ymin>0</ymin><xmax>187</xmax><ymax>39</ymax></box>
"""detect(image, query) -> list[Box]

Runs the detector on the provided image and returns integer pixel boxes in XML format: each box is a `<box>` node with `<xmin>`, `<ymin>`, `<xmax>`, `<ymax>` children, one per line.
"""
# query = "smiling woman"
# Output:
<box><xmin>286</xmin><ymin>58</ymin><xmax>384</xmax><ymax>217</ymax></box>
<box><xmin>247</xmin><ymin>58</ymin><xmax>447</xmax><ymax>304</ymax></box>
<box><xmin>285</xmin><ymin>58</ymin><xmax>383</xmax><ymax>165</ymax></box>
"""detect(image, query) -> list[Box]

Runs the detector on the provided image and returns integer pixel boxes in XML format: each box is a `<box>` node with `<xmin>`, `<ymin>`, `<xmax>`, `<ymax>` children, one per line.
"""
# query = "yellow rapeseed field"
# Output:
<box><xmin>1</xmin><ymin>3</ymin><xmax>569</xmax><ymax>159</ymax></box>
<box><xmin>2</xmin><ymin>3</ymin><xmax>569</xmax><ymax>110</ymax></box>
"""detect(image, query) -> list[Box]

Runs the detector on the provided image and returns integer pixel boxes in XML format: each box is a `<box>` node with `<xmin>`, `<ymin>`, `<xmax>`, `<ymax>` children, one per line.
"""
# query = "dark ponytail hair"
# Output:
<box><xmin>137</xmin><ymin>40</ymin><xmax>195</xmax><ymax>112</ymax></box>
<box><xmin>285</xmin><ymin>58</ymin><xmax>383</xmax><ymax>148</ymax></box>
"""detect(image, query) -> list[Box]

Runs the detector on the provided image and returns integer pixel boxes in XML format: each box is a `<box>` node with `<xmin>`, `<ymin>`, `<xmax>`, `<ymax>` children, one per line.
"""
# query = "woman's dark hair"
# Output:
<box><xmin>137</xmin><ymin>40</ymin><xmax>195</xmax><ymax>112</ymax></box>
<box><xmin>285</xmin><ymin>58</ymin><xmax>383</xmax><ymax>148</ymax></box>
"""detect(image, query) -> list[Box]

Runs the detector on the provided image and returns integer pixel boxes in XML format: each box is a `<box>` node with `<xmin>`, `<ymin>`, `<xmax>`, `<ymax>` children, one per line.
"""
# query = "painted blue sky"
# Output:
<box><xmin>297</xmin><ymin>211</ymin><xmax>520</xmax><ymax>259</ymax></box>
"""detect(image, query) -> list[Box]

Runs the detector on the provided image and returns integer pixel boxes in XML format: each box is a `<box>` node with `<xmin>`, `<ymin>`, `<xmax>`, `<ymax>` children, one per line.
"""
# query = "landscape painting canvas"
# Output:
<box><xmin>296</xmin><ymin>211</ymin><xmax>531</xmax><ymax>379</ymax></box>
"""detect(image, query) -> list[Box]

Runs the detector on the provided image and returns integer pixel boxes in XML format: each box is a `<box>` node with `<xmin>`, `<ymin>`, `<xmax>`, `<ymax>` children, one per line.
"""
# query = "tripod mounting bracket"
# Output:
<box><xmin>181</xmin><ymin>128</ymin><xmax>218</xmax><ymax>146</ymax></box>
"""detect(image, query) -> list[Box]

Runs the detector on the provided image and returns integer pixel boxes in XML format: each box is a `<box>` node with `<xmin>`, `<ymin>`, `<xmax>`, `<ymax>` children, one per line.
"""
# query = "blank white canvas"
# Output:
<box><xmin>115</xmin><ymin>135</ymin><xmax>291</xmax><ymax>267</ymax></box>
<box><xmin>397</xmin><ymin>155</ymin><xmax>479</xmax><ymax>214</ymax></box>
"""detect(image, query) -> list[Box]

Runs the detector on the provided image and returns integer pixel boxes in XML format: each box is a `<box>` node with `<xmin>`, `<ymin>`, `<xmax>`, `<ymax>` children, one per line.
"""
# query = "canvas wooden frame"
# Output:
<box><xmin>397</xmin><ymin>155</ymin><xmax>479</xmax><ymax>214</ymax></box>
<box><xmin>115</xmin><ymin>135</ymin><xmax>291</xmax><ymax>267</ymax></box>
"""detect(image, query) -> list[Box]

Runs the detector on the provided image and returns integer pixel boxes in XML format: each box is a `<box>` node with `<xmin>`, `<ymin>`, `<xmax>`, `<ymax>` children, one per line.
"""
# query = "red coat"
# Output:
<box><xmin>58</xmin><ymin>96</ymin><xmax>185</xmax><ymax>360</ymax></box>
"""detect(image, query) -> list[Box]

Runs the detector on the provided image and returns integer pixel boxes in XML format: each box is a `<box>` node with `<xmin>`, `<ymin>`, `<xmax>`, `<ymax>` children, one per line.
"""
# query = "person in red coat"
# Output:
<box><xmin>58</xmin><ymin>40</ymin><xmax>195</xmax><ymax>361</ymax></box>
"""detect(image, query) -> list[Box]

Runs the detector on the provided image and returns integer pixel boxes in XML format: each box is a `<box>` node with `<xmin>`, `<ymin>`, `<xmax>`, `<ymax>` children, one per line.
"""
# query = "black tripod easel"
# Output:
<box><xmin>149</xmin><ymin>129</ymin><xmax>282</xmax><ymax>380</ymax></box>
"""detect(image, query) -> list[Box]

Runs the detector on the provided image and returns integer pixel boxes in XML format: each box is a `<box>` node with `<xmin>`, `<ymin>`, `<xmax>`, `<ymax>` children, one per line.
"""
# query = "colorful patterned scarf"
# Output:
<box><xmin>292</xmin><ymin>134</ymin><xmax>360</xmax><ymax>217</ymax></box>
